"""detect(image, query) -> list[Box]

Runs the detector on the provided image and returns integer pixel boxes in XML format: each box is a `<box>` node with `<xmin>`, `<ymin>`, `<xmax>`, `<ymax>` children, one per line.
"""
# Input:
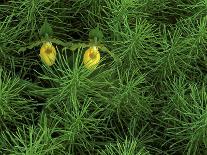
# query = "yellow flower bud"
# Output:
<box><xmin>39</xmin><ymin>42</ymin><xmax>56</xmax><ymax>66</ymax></box>
<box><xmin>83</xmin><ymin>46</ymin><xmax>100</xmax><ymax>70</ymax></box>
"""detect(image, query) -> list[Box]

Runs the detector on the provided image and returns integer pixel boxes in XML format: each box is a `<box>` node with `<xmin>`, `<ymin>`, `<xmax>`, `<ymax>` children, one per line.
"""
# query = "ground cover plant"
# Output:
<box><xmin>0</xmin><ymin>0</ymin><xmax>206</xmax><ymax>154</ymax></box>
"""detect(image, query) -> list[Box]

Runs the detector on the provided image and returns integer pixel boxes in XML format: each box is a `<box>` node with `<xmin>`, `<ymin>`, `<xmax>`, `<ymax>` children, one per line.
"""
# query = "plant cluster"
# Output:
<box><xmin>0</xmin><ymin>0</ymin><xmax>206</xmax><ymax>155</ymax></box>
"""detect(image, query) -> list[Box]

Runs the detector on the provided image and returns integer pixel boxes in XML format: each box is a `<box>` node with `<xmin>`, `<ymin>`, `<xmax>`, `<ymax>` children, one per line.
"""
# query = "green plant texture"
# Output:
<box><xmin>0</xmin><ymin>0</ymin><xmax>207</xmax><ymax>155</ymax></box>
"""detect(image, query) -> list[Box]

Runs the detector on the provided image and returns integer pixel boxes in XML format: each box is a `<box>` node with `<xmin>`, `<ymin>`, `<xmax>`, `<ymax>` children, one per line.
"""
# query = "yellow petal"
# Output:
<box><xmin>39</xmin><ymin>42</ymin><xmax>56</xmax><ymax>66</ymax></box>
<box><xmin>83</xmin><ymin>46</ymin><xmax>100</xmax><ymax>69</ymax></box>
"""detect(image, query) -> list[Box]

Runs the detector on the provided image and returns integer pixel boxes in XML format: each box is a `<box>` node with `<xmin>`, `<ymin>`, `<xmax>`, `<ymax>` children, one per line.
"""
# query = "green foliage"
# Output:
<box><xmin>0</xmin><ymin>68</ymin><xmax>35</xmax><ymax>132</ymax></box>
<box><xmin>39</xmin><ymin>19</ymin><xmax>53</xmax><ymax>38</ymax></box>
<box><xmin>0</xmin><ymin>0</ymin><xmax>206</xmax><ymax>154</ymax></box>
<box><xmin>1</xmin><ymin>114</ymin><xmax>63</xmax><ymax>155</ymax></box>
<box><xmin>161</xmin><ymin>77</ymin><xmax>207</xmax><ymax>155</ymax></box>
<box><xmin>99</xmin><ymin>138</ymin><xmax>151</xmax><ymax>155</ymax></box>
<box><xmin>89</xmin><ymin>26</ymin><xmax>104</xmax><ymax>43</ymax></box>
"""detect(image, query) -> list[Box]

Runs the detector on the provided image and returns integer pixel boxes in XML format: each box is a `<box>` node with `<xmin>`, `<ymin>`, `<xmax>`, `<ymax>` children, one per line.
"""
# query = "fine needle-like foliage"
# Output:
<box><xmin>0</xmin><ymin>0</ymin><xmax>207</xmax><ymax>154</ymax></box>
<box><xmin>1</xmin><ymin>114</ymin><xmax>63</xmax><ymax>155</ymax></box>
<box><xmin>0</xmin><ymin>68</ymin><xmax>35</xmax><ymax>132</ymax></box>
<box><xmin>99</xmin><ymin>138</ymin><xmax>150</xmax><ymax>155</ymax></box>
<box><xmin>161</xmin><ymin>77</ymin><xmax>207</xmax><ymax>155</ymax></box>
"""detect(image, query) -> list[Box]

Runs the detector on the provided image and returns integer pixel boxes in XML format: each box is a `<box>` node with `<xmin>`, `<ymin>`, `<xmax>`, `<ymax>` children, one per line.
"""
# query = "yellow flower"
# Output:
<box><xmin>83</xmin><ymin>46</ymin><xmax>100</xmax><ymax>69</ymax></box>
<box><xmin>39</xmin><ymin>42</ymin><xmax>56</xmax><ymax>66</ymax></box>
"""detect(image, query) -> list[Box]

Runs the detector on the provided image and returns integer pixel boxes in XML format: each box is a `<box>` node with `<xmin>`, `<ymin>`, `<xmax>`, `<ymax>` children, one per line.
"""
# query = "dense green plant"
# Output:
<box><xmin>0</xmin><ymin>68</ymin><xmax>35</xmax><ymax>132</ymax></box>
<box><xmin>0</xmin><ymin>0</ymin><xmax>206</xmax><ymax>154</ymax></box>
<box><xmin>161</xmin><ymin>77</ymin><xmax>207</xmax><ymax>155</ymax></box>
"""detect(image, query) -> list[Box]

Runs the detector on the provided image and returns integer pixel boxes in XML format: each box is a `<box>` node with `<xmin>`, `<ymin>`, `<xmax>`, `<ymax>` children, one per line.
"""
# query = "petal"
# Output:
<box><xmin>83</xmin><ymin>46</ymin><xmax>100</xmax><ymax>69</ymax></box>
<box><xmin>39</xmin><ymin>42</ymin><xmax>56</xmax><ymax>66</ymax></box>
